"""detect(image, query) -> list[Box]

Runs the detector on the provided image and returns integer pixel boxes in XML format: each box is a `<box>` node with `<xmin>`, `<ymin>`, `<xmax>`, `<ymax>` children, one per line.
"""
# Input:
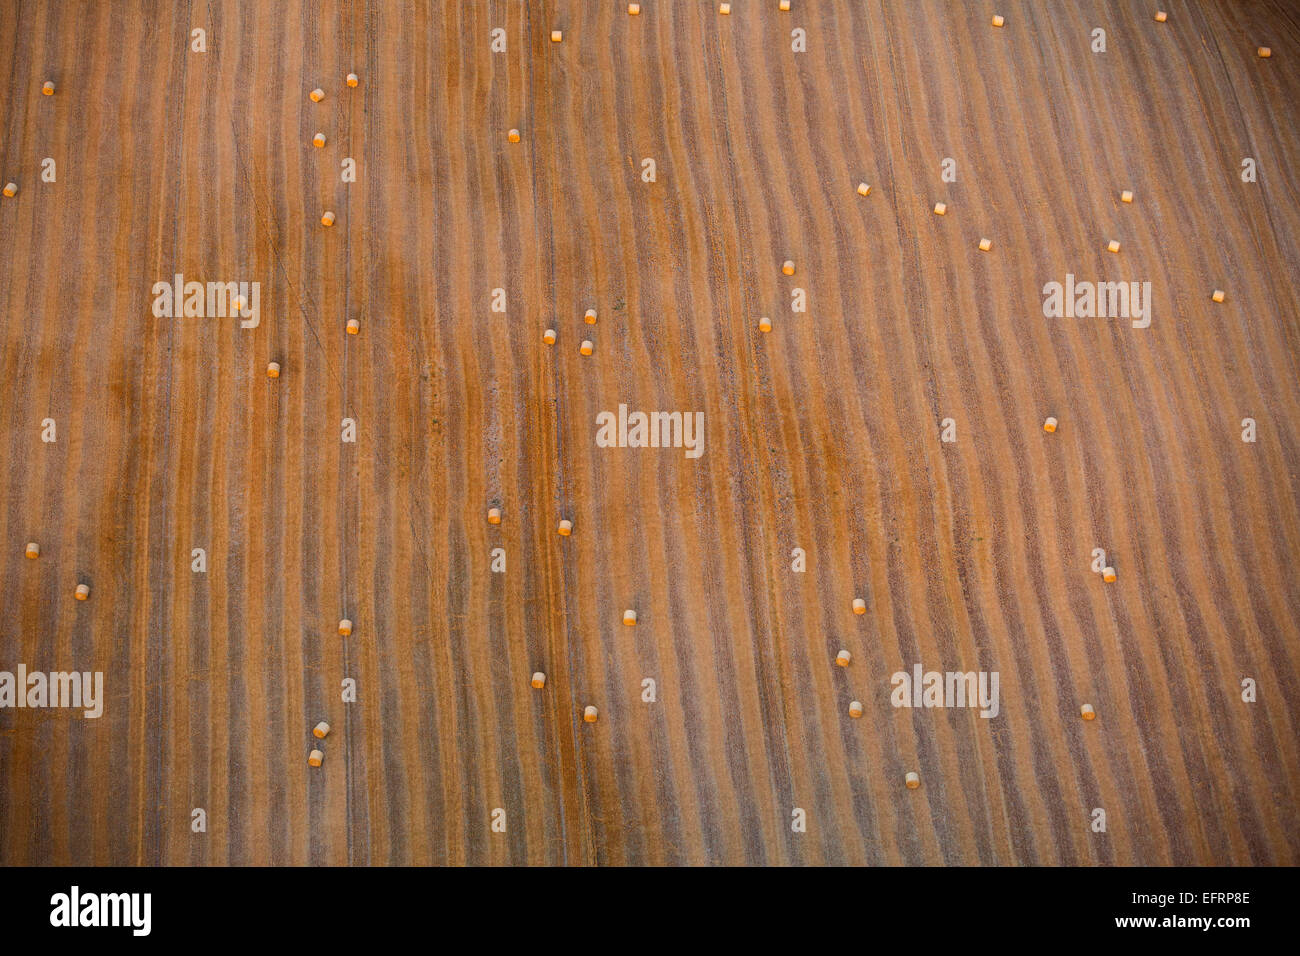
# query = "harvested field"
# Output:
<box><xmin>1</xmin><ymin>0</ymin><xmax>1298</xmax><ymax>866</ymax></box>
